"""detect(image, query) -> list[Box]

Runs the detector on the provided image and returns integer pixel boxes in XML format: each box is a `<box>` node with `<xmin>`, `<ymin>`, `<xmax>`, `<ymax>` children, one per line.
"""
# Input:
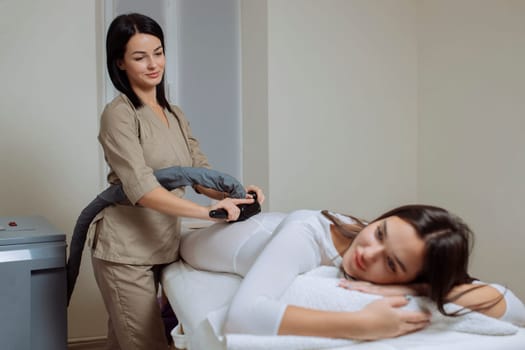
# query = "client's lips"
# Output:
<box><xmin>354</xmin><ymin>251</ymin><xmax>365</xmax><ymax>270</ymax></box>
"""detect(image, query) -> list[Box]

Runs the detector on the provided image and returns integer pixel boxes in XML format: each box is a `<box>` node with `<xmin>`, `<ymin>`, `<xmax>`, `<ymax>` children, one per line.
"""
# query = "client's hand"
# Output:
<box><xmin>354</xmin><ymin>296</ymin><xmax>430</xmax><ymax>340</ymax></box>
<box><xmin>338</xmin><ymin>279</ymin><xmax>427</xmax><ymax>297</ymax></box>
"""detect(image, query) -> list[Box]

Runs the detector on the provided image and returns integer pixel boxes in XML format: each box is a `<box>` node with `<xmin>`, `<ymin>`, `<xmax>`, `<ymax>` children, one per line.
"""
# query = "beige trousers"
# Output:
<box><xmin>91</xmin><ymin>256</ymin><xmax>169</xmax><ymax>350</ymax></box>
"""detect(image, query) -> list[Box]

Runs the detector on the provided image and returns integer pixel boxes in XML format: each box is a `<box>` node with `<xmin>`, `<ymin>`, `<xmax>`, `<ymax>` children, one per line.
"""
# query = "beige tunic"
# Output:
<box><xmin>88</xmin><ymin>94</ymin><xmax>209</xmax><ymax>264</ymax></box>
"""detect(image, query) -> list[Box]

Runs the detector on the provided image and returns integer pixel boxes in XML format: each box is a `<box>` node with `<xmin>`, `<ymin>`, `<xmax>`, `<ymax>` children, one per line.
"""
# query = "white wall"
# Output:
<box><xmin>241</xmin><ymin>0</ymin><xmax>270</xmax><ymax>211</ymax></box>
<box><xmin>417</xmin><ymin>0</ymin><xmax>525</xmax><ymax>299</ymax></box>
<box><xmin>266</xmin><ymin>0</ymin><xmax>420</xmax><ymax>218</ymax></box>
<box><xmin>169</xmin><ymin>0</ymin><xmax>242</xmax><ymax>203</ymax></box>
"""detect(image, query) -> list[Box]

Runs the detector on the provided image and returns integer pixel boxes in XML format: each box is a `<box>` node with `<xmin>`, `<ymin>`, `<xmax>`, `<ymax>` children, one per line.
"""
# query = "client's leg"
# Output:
<box><xmin>180</xmin><ymin>212</ymin><xmax>286</xmax><ymax>276</ymax></box>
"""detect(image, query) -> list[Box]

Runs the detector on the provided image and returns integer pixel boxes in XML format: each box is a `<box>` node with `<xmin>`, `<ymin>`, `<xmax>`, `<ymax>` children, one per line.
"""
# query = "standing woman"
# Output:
<box><xmin>89</xmin><ymin>13</ymin><xmax>262</xmax><ymax>350</ymax></box>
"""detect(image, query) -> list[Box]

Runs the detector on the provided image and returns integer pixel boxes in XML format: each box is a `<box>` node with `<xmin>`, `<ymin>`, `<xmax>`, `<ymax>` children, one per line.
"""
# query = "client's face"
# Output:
<box><xmin>341</xmin><ymin>216</ymin><xmax>425</xmax><ymax>284</ymax></box>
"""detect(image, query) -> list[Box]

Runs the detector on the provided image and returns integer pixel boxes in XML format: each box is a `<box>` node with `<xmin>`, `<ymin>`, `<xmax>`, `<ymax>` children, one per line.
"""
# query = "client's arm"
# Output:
<box><xmin>448</xmin><ymin>284</ymin><xmax>506</xmax><ymax>318</ymax></box>
<box><xmin>448</xmin><ymin>283</ymin><xmax>525</xmax><ymax>325</ymax></box>
<box><xmin>339</xmin><ymin>280</ymin><xmax>525</xmax><ymax>326</ymax></box>
<box><xmin>280</xmin><ymin>296</ymin><xmax>429</xmax><ymax>340</ymax></box>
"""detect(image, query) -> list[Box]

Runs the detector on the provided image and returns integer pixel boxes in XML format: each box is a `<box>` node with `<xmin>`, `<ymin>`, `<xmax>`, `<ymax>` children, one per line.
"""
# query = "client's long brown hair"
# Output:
<box><xmin>323</xmin><ymin>205</ymin><xmax>504</xmax><ymax>316</ymax></box>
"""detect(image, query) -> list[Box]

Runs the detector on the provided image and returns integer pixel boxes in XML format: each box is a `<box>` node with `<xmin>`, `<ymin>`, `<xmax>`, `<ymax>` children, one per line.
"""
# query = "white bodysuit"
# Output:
<box><xmin>180</xmin><ymin>210</ymin><xmax>525</xmax><ymax>335</ymax></box>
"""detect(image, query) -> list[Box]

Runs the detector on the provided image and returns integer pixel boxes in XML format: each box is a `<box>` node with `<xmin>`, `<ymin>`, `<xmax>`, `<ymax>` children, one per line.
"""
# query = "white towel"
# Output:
<box><xmin>224</xmin><ymin>266</ymin><xmax>518</xmax><ymax>350</ymax></box>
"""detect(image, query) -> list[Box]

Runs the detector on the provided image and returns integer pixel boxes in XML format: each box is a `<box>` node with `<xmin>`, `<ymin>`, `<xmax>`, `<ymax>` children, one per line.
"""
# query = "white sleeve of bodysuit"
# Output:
<box><xmin>223</xmin><ymin>210</ymin><xmax>323</xmax><ymax>335</ymax></box>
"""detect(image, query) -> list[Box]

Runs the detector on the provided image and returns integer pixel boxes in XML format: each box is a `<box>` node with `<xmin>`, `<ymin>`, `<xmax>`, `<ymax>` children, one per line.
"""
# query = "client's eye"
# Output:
<box><xmin>375</xmin><ymin>226</ymin><xmax>384</xmax><ymax>241</ymax></box>
<box><xmin>386</xmin><ymin>256</ymin><xmax>396</xmax><ymax>273</ymax></box>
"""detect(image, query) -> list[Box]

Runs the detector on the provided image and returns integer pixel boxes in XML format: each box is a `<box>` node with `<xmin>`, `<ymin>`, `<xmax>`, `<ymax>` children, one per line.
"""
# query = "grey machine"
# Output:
<box><xmin>0</xmin><ymin>216</ymin><xmax>67</xmax><ymax>350</ymax></box>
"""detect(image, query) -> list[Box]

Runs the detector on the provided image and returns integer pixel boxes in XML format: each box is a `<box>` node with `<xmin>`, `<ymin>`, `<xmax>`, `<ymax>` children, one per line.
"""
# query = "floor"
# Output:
<box><xmin>68</xmin><ymin>339</ymin><xmax>179</xmax><ymax>350</ymax></box>
<box><xmin>67</xmin><ymin>339</ymin><xmax>106</xmax><ymax>350</ymax></box>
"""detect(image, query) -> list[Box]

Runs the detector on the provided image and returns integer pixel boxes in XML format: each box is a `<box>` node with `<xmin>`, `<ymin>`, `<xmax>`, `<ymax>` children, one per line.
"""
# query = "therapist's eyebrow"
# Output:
<box><xmin>383</xmin><ymin>221</ymin><xmax>407</xmax><ymax>273</ymax></box>
<box><xmin>131</xmin><ymin>45</ymin><xmax>163</xmax><ymax>55</ymax></box>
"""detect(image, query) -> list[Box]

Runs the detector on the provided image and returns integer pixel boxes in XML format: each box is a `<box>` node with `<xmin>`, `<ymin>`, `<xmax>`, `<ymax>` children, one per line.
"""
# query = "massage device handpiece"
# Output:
<box><xmin>209</xmin><ymin>191</ymin><xmax>257</xmax><ymax>219</ymax></box>
<box><xmin>209</xmin><ymin>191</ymin><xmax>261</xmax><ymax>222</ymax></box>
<box><xmin>209</xmin><ymin>208</ymin><xmax>228</xmax><ymax>219</ymax></box>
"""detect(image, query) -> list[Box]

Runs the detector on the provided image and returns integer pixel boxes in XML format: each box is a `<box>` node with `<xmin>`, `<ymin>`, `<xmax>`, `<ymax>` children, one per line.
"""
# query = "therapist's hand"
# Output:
<box><xmin>245</xmin><ymin>185</ymin><xmax>265</xmax><ymax>204</ymax></box>
<box><xmin>208</xmin><ymin>197</ymin><xmax>254</xmax><ymax>222</ymax></box>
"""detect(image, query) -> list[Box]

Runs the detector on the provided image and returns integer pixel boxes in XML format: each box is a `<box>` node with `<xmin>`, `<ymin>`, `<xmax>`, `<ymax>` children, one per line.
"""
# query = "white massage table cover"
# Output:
<box><xmin>161</xmin><ymin>261</ymin><xmax>525</xmax><ymax>350</ymax></box>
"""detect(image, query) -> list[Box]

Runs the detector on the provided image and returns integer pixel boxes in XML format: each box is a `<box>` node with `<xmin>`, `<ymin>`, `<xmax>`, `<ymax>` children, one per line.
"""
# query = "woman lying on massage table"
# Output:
<box><xmin>180</xmin><ymin>205</ymin><xmax>525</xmax><ymax>341</ymax></box>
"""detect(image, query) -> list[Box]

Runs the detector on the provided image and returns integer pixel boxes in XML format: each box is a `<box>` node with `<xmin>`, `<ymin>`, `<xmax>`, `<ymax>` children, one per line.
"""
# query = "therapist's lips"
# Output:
<box><xmin>146</xmin><ymin>72</ymin><xmax>161</xmax><ymax>78</ymax></box>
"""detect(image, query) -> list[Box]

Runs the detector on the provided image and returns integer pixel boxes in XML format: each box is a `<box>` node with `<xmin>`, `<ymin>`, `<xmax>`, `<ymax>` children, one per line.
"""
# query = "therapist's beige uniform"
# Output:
<box><xmin>88</xmin><ymin>94</ymin><xmax>209</xmax><ymax>350</ymax></box>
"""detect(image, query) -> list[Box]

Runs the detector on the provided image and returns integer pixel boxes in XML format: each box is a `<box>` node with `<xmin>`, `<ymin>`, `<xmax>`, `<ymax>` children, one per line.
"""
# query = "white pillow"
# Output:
<box><xmin>282</xmin><ymin>266</ymin><xmax>518</xmax><ymax>336</ymax></box>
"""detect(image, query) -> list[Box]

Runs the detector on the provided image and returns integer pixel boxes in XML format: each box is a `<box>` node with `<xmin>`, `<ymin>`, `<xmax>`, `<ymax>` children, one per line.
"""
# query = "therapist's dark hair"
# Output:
<box><xmin>323</xmin><ymin>204</ymin><xmax>503</xmax><ymax>316</ymax></box>
<box><xmin>106</xmin><ymin>13</ymin><xmax>174</xmax><ymax>115</ymax></box>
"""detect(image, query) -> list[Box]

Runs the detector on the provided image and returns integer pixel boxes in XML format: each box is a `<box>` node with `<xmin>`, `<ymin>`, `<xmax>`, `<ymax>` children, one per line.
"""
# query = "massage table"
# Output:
<box><xmin>161</xmin><ymin>223</ymin><xmax>525</xmax><ymax>350</ymax></box>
